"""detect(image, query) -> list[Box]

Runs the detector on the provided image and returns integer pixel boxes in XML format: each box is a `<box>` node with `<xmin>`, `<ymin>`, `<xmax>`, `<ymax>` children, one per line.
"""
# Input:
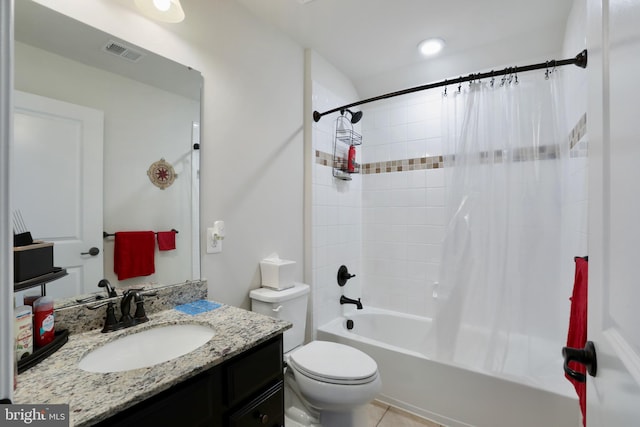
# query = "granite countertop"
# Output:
<box><xmin>13</xmin><ymin>302</ymin><xmax>290</xmax><ymax>426</ymax></box>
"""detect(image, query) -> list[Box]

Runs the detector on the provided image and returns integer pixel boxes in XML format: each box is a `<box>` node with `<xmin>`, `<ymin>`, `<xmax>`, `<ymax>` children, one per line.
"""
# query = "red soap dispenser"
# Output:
<box><xmin>347</xmin><ymin>145</ymin><xmax>356</xmax><ymax>173</ymax></box>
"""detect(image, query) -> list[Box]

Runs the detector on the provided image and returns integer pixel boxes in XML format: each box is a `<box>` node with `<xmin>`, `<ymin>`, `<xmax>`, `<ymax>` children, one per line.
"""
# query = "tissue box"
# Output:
<box><xmin>13</xmin><ymin>241</ymin><xmax>54</xmax><ymax>283</ymax></box>
<box><xmin>260</xmin><ymin>257</ymin><xmax>296</xmax><ymax>290</ymax></box>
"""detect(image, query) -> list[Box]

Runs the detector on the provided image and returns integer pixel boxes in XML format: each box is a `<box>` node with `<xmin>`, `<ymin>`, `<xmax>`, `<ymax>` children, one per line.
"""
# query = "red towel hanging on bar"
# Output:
<box><xmin>157</xmin><ymin>230</ymin><xmax>177</xmax><ymax>251</ymax></box>
<box><xmin>114</xmin><ymin>231</ymin><xmax>155</xmax><ymax>280</ymax></box>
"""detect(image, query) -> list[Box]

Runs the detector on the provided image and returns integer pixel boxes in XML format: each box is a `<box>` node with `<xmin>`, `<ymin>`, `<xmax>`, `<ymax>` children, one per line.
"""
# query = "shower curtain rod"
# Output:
<box><xmin>312</xmin><ymin>49</ymin><xmax>587</xmax><ymax>122</ymax></box>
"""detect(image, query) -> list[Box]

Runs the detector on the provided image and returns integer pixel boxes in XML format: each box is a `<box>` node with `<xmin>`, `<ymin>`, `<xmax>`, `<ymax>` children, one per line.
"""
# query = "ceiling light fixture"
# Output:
<box><xmin>418</xmin><ymin>38</ymin><xmax>445</xmax><ymax>57</ymax></box>
<box><xmin>134</xmin><ymin>0</ymin><xmax>185</xmax><ymax>23</ymax></box>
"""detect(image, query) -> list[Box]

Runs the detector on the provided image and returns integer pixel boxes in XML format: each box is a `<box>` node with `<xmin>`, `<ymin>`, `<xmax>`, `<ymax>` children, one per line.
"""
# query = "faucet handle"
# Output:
<box><xmin>133</xmin><ymin>300</ymin><xmax>149</xmax><ymax>324</ymax></box>
<box><xmin>337</xmin><ymin>265</ymin><xmax>356</xmax><ymax>287</ymax></box>
<box><xmin>100</xmin><ymin>302</ymin><xmax>122</xmax><ymax>333</ymax></box>
<box><xmin>119</xmin><ymin>291</ymin><xmax>137</xmax><ymax>326</ymax></box>
<box><xmin>133</xmin><ymin>292</ymin><xmax>157</xmax><ymax>324</ymax></box>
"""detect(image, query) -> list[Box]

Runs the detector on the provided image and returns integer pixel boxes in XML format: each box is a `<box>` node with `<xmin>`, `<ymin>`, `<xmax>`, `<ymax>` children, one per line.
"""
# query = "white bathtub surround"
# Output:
<box><xmin>318</xmin><ymin>308</ymin><xmax>579</xmax><ymax>427</ymax></box>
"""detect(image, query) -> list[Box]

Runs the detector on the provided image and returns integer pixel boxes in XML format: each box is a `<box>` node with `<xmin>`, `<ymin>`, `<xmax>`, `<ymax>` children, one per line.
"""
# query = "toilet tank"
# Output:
<box><xmin>250</xmin><ymin>283</ymin><xmax>309</xmax><ymax>353</ymax></box>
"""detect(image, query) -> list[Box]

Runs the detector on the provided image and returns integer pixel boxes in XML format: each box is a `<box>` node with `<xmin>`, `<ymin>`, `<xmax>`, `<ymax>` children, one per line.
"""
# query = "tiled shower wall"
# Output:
<box><xmin>312</xmin><ymin>74</ymin><xmax>588</xmax><ymax>324</ymax></box>
<box><xmin>360</xmin><ymin>92</ymin><xmax>447</xmax><ymax>317</ymax></box>
<box><xmin>311</xmin><ymin>81</ymin><xmax>363</xmax><ymax>332</ymax></box>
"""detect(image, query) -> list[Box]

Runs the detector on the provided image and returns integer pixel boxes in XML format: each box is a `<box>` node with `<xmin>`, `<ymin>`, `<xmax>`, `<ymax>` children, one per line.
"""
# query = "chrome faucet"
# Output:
<box><xmin>340</xmin><ymin>295</ymin><xmax>363</xmax><ymax>310</ymax></box>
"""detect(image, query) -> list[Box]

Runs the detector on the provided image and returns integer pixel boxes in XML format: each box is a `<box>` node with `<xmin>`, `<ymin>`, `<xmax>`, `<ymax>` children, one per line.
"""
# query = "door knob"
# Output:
<box><xmin>562</xmin><ymin>340</ymin><xmax>597</xmax><ymax>382</ymax></box>
<box><xmin>81</xmin><ymin>247</ymin><xmax>100</xmax><ymax>256</ymax></box>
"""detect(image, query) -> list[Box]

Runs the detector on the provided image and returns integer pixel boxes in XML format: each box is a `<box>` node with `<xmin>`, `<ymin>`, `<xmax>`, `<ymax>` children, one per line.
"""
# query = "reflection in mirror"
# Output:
<box><xmin>13</xmin><ymin>1</ymin><xmax>202</xmax><ymax>307</ymax></box>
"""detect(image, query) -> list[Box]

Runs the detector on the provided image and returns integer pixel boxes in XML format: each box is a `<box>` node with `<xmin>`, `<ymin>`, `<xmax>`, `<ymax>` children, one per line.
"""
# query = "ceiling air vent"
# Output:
<box><xmin>102</xmin><ymin>40</ymin><xmax>145</xmax><ymax>63</ymax></box>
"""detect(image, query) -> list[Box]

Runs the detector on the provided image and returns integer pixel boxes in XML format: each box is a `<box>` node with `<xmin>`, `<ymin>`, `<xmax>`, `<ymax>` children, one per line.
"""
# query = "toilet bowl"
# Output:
<box><xmin>250</xmin><ymin>283</ymin><xmax>381</xmax><ymax>427</ymax></box>
<box><xmin>287</xmin><ymin>341</ymin><xmax>381</xmax><ymax>411</ymax></box>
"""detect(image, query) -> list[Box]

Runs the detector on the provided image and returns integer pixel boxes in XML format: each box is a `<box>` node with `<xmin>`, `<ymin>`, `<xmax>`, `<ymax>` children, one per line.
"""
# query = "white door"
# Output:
<box><xmin>13</xmin><ymin>91</ymin><xmax>103</xmax><ymax>299</ymax></box>
<box><xmin>585</xmin><ymin>0</ymin><xmax>640</xmax><ymax>425</ymax></box>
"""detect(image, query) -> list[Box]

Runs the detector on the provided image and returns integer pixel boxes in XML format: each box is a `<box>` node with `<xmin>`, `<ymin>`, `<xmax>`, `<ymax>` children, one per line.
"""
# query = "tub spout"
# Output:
<box><xmin>340</xmin><ymin>295</ymin><xmax>363</xmax><ymax>310</ymax></box>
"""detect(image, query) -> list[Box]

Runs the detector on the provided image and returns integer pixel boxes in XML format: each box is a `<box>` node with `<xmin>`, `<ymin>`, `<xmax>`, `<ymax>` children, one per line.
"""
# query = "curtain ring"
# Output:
<box><xmin>545</xmin><ymin>61</ymin><xmax>550</xmax><ymax>80</ymax></box>
<box><xmin>514</xmin><ymin>66</ymin><xmax>519</xmax><ymax>85</ymax></box>
<box><xmin>442</xmin><ymin>80</ymin><xmax>448</xmax><ymax>97</ymax></box>
<box><xmin>490</xmin><ymin>70</ymin><xmax>495</xmax><ymax>88</ymax></box>
<box><xmin>457</xmin><ymin>77</ymin><xmax>462</xmax><ymax>93</ymax></box>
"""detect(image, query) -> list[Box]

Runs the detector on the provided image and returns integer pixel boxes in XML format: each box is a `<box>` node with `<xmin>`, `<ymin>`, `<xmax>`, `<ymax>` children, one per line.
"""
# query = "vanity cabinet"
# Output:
<box><xmin>97</xmin><ymin>334</ymin><xmax>284</xmax><ymax>427</ymax></box>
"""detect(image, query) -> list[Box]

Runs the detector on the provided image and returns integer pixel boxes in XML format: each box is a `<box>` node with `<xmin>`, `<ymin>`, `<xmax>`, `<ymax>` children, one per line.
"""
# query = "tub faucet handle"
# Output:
<box><xmin>337</xmin><ymin>265</ymin><xmax>356</xmax><ymax>287</ymax></box>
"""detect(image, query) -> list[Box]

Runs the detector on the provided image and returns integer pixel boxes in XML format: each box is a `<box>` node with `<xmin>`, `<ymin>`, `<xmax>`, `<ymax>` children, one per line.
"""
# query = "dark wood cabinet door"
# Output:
<box><xmin>228</xmin><ymin>381</ymin><xmax>284</xmax><ymax>427</ymax></box>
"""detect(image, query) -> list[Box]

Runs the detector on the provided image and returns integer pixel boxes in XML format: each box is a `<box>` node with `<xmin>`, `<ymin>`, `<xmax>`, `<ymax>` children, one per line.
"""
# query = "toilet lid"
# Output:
<box><xmin>288</xmin><ymin>341</ymin><xmax>378</xmax><ymax>385</ymax></box>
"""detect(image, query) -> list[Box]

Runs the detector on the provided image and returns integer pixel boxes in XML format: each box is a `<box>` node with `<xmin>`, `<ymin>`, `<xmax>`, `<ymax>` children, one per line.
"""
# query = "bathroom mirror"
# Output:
<box><xmin>13</xmin><ymin>1</ymin><xmax>202</xmax><ymax>305</ymax></box>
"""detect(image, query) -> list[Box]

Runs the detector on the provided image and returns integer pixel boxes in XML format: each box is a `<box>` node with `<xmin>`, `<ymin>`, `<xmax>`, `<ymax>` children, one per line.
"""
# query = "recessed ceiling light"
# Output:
<box><xmin>418</xmin><ymin>38</ymin><xmax>445</xmax><ymax>57</ymax></box>
<box><xmin>135</xmin><ymin>0</ymin><xmax>185</xmax><ymax>23</ymax></box>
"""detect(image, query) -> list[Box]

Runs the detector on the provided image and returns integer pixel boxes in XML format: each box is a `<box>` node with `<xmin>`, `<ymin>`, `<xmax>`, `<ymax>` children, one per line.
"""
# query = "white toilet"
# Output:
<box><xmin>250</xmin><ymin>283</ymin><xmax>381</xmax><ymax>427</ymax></box>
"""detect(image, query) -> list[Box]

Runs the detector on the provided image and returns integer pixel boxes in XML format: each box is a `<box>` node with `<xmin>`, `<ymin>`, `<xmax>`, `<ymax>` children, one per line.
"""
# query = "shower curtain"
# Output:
<box><xmin>432</xmin><ymin>71</ymin><xmax>571</xmax><ymax>387</ymax></box>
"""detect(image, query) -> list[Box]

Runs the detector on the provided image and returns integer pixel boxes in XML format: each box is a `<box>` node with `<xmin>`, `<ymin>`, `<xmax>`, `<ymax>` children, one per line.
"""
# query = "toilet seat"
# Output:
<box><xmin>288</xmin><ymin>341</ymin><xmax>378</xmax><ymax>385</ymax></box>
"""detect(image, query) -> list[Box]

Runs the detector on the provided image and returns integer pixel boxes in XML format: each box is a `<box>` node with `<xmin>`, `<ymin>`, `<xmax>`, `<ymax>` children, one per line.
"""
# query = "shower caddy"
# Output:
<box><xmin>332</xmin><ymin>113</ymin><xmax>362</xmax><ymax>180</ymax></box>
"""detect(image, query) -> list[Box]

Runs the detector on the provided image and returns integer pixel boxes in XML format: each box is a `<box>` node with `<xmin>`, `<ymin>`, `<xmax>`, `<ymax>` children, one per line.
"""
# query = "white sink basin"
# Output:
<box><xmin>78</xmin><ymin>324</ymin><xmax>215</xmax><ymax>373</ymax></box>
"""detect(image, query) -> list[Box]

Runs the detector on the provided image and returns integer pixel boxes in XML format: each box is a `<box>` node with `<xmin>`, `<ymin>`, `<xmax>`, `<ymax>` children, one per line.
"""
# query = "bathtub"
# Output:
<box><xmin>317</xmin><ymin>307</ymin><xmax>580</xmax><ymax>427</ymax></box>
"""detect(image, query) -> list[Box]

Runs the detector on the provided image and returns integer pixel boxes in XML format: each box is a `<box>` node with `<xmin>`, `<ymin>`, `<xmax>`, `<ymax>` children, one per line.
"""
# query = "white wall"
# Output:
<box><xmin>32</xmin><ymin>0</ymin><xmax>305</xmax><ymax>308</ymax></box>
<box><xmin>15</xmin><ymin>41</ymin><xmax>198</xmax><ymax>288</ymax></box>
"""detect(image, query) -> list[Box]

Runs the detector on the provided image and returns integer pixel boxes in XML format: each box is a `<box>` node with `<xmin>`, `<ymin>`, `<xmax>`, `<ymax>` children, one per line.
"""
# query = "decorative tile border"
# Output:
<box><xmin>315</xmin><ymin>150</ymin><xmax>442</xmax><ymax>173</ymax></box>
<box><xmin>315</xmin><ymin>150</ymin><xmax>333</xmax><ymax>167</ymax></box>
<box><xmin>362</xmin><ymin>156</ymin><xmax>444</xmax><ymax>174</ymax></box>
<box><xmin>315</xmin><ymin>114</ymin><xmax>587</xmax><ymax>175</ymax></box>
<box><xmin>570</xmin><ymin>113</ymin><xmax>587</xmax><ymax>150</ymax></box>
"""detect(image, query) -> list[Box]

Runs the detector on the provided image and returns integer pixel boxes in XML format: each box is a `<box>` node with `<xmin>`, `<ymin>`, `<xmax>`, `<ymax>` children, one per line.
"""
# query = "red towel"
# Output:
<box><xmin>565</xmin><ymin>256</ymin><xmax>588</xmax><ymax>426</ymax></box>
<box><xmin>157</xmin><ymin>230</ymin><xmax>176</xmax><ymax>251</ymax></box>
<box><xmin>114</xmin><ymin>231</ymin><xmax>155</xmax><ymax>280</ymax></box>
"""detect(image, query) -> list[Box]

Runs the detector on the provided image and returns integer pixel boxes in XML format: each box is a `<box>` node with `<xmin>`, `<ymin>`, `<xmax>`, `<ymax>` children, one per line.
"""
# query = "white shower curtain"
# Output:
<box><xmin>432</xmin><ymin>71</ymin><xmax>572</xmax><ymax>387</ymax></box>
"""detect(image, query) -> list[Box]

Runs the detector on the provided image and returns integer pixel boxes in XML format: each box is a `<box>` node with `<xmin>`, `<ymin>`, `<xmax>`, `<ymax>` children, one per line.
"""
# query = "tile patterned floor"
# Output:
<box><xmin>366</xmin><ymin>401</ymin><xmax>445</xmax><ymax>427</ymax></box>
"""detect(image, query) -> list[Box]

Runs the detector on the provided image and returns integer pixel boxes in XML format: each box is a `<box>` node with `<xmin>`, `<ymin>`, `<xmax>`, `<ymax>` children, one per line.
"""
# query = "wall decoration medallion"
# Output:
<box><xmin>147</xmin><ymin>158</ymin><xmax>177</xmax><ymax>189</ymax></box>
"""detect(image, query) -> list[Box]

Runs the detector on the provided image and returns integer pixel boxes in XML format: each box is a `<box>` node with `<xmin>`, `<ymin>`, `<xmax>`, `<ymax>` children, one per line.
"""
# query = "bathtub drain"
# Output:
<box><xmin>346</xmin><ymin>319</ymin><xmax>354</xmax><ymax>330</ymax></box>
